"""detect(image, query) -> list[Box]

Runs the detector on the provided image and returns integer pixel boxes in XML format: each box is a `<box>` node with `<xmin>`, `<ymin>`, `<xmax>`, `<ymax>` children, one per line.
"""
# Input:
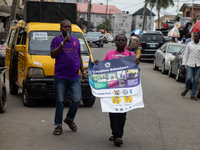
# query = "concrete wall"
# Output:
<box><xmin>132</xmin><ymin>15</ymin><xmax>154</xmax><ymax>31</ymax></box>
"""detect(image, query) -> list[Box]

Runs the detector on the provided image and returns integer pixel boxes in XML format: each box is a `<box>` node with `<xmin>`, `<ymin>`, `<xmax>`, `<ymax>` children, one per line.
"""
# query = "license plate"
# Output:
<box><xmin>150</xmin><ymin>44</ymin><xmax>155</xmax><ymax>47</ymax></box>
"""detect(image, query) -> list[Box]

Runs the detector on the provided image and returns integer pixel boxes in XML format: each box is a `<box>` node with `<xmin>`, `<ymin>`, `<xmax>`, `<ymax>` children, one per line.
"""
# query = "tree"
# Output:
<box><xmin>148</xmin><ymin>0</ymin><xmax>174</xmax><ymax>29</ymax></box>
<box><xmin>96</xmin><ymin>19</ymin><xmax>113</xmax><ymax>33</ymax></box>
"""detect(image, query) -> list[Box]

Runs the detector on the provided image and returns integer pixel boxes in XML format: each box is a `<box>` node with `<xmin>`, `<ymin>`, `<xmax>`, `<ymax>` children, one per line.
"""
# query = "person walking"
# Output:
<box><xmin>185</xmin><ymin>34</ymin><xmax>191</xmax><ymax>45</ymax></box>
<box><xmin>128</xmin><ymin>33</ymin><xmax>138</xmax><ymax>54</ymax></box>
<box><xmin>50</xmin><ymin>19</ymin><xmax>86</xmax><ymax>135</ymax></box>
<box><xmin>94</xmin><ymin>34</ymin><xmax>139</xmax><ymax>146</ymax></box>
<box><xmin>181</xmin><ymin>33</ymin><xmax>200</xmax><ymax>100</ymax></box>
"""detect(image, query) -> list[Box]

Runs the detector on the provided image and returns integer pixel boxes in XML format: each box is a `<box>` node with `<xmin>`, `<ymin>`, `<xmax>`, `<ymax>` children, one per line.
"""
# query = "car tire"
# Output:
<box><xmin>153</xmin><ymin>59</ymin><xmax>159</xmax><ymax>70</ymax></box>
<box><xmin>82</xmin><ymin>97</ymin><xmax>96</xmax><ymax>107</ymax></box>
<box><xmin>0</xmin><ymin>84</ymin><xmax>7</xmax><ymax>113</ymax></box>
<box><xmin>98</xmin><ymin>44</ymin><xmax>101</xmax><ymax>47</ymax></box>
<box><xmin>161</xmin><ymin>61</ymin><xmax>167</xmax><ymax>74</ymax></box>
<box><xmin>101</xmin><ymin>43</ymin><xmax>104</xmax><ymax>47</ymax></box>
<box><xmin>168</xmin><ymin>64</ymin><xmax>174</xmax><ymax>77</ymax></box>
<box><xmin>9</xmin><ymin>79</ymin><xmax>18</xmax><ymax>95</ymax></box>
<box><xmin>176</xmin><ymin>67</ymin><xmax>183</xmax><ymax>82</ymax></box>
<box><xmin>22</xmin><ymin>85</ymin><xmax>34</xmax><ymax>107</ymax></box>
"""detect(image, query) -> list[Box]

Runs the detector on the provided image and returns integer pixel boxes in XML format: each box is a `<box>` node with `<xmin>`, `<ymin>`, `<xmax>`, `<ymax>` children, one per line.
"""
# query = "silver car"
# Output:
<box><xmin>153</xmin><ymin>42</ymin><xmax>186</xmax><ymax>74</ymax></box>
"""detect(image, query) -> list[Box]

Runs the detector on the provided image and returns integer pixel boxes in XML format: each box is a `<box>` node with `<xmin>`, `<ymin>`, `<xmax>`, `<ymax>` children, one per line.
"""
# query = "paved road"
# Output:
<box><xmin>1</xmin><ymin>43</ymin><xmax>200</xmax><ymax>150</ymax></box>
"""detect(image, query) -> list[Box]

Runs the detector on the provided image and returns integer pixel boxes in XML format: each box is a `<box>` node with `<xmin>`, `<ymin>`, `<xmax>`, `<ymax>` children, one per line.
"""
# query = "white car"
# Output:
<box><xmin>153</xmin><ymin>42</ymin><xmax>186</xmax><ymax>74</ymax></box>
<box><xmin>107</xmin><ymin>35</ymin><xmax>114</xmax><ymax>42</ymax></box>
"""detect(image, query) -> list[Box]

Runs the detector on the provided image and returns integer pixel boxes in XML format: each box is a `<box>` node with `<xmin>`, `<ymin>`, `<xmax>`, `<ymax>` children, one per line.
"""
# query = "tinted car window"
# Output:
<box><xmin>141</xmin><ymin>34</ymin><xmax>164</xmax><ymax>41</ymax></box>
<box><xmin>167</xmin><ymin>45</ymin><xmax>185</xmax><ymax>54</ymax></box>
<box><xmin>29</xmin><ymin>31</ymin><xmax>89</xmax><ymax>55</ymax></box>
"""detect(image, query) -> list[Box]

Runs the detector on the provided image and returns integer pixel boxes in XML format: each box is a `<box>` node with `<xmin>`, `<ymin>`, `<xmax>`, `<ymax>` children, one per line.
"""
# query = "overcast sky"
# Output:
<box><xmin>92</xmin><ymin>0</ymin><xmax>200</xmax><ymax>19</ymax></box>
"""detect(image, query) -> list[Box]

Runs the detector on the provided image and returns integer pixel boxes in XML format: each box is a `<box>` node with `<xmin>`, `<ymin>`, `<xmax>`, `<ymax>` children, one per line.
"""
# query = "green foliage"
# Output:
<box><xmin>148</xmin><ymin>0</ymin><xmax>174</xmax><ymax>29</ymax></box>
<box><xmin>96</xmin><ymin>19</ymin><xmax>113</xmax><ymax>33</ymax></box>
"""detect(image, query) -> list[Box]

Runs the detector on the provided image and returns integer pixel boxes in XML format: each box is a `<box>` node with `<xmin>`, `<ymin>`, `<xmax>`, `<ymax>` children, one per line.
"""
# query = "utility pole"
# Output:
<box><xmin>142</xmin><ymin>0</ymin><xmax>147</xmax><ymax>31</ymax></box>
<box><xmin>191</xmin><ymin>0</ymin><xmax>194</xmax><ymax>40</ymax></box>
<box><xmin>104</xmin><ymin>0</ymin><xmax>108</xmax><ymax>34</ymax></box>
<box><xmin>87</xmin><ymin>0</ymin><xmax>92</xmax><ymax>32</ymax></box>
<box><xmin>8</xmin><ymin>0</ymin><xmax>18</xmax><ymax>32</ymax></box>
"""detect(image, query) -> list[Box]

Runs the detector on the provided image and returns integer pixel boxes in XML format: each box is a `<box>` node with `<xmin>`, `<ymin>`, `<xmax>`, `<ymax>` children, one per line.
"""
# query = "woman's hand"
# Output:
<box><xmin>94</xmin><ymin>60</ymin><xmax>99</xmax><ymax>65</ymax></box>
<box><xmin>134</xmin><ymin>58</ymin><xmax>140</xmax><ymax>65</ymax></box>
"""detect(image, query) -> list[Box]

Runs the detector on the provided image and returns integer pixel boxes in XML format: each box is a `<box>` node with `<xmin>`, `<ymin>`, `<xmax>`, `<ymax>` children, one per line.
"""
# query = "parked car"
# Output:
<box><xmin>168</xmin><ymin>46</ymin><xmax>186</xmax><ymax>81</ymax></box>
<box><xmin>107</xmin><ymin>35</ymin><xmax>114</xmax><ymax>42</ymax></box>
<box><xmin>138</xmin><ymin>32</ymin><xmax>165</xmax><ymax>58</ymax></box>
<box><xmin>153</xmin><ymin>42</ymin><xmax>186</xmax><ymax>74</ymax></box>
<box><xmin>85</xmin><ymin>32</ymin><xmax>104</xmax><ymax>47</ymax></box>
<box><xmin>164</xmin><ymin>36</ymin><xmax>172</xmax><ymax>43</ymax></box>
<box><xmin>102</xmin><ymin>34</ymin><xmax>108</xmax><ymax>44</ymax></box>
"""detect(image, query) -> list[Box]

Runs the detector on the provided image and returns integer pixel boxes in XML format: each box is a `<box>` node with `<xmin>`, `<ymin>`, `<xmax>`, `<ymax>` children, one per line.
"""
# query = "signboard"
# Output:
<box><xmin>89</xmin><ymin>56</ymin><xmax>144</xmax><ymax>113</ymax></box>
<box><xmin>179</xmin><ymin>17</ymin><xmax>191</xmax><ymax>28</ymax></box>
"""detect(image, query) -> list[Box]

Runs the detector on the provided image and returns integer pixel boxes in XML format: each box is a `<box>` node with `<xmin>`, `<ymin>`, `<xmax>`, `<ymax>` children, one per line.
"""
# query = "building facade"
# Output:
<box><xmin>154</xmin><ymin>15</ymin><xmax>176</xmax><ymax>29</ymax></box>
<box><xmin>131</xmin><ymin>7</ymin><xmax>155</xmax><ymax>31</ymax></box>
<box><xmin>180</xmin><ymin>3</ymin><xmax>200</xmax><ymax>21</ymax></box>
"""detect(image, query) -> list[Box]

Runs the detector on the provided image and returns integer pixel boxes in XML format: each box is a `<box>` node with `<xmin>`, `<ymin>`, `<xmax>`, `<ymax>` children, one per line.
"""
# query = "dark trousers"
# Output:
<box><xmin>109</xmin><ymin>112</ymin><xmax>126</xmax><ymax>139</ymax></box>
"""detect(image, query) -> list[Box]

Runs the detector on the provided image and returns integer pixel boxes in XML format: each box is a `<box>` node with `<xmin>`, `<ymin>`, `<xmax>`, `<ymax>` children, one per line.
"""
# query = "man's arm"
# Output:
<box><xmin>79</xmin><ymin>55</ymin><xmax>86</xmax><ymax>82</ymax></box>
<box><xmin>181</xmin><ymin>44</ymin><xmax>189</xmax><ymax>74</ymax></box>
<box><xmin>128</xmin><ymin>38</ymin><xmax>131</xmax><ymax>47</ymax></box>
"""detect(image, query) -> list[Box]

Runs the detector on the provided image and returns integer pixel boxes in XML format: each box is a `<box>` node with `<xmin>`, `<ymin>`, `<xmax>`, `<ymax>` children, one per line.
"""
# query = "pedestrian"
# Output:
<box><xmin>182</xmin><ymin>39</ymin><xmax>186</xmax><ymax>45</ymax></box>
<box><xmin>128</xmin><ymin>33</ymin><xmax>138</xmax><ymax>54</ymax></box>
<box><xmin>181</xmin><ymin>33</ymin><xmax>200</xmax><ymax>100</ymax></box>
<box><xmin>50</xmin><ymin>19</ymin><xmax>86</xmax><ymax>135</ymax></box>
<box><xmin>171</xmin><ymin>37</ymin><xmax>178</xmax><ymax>43</ymax></box>
<box><xmin>94</xmin><ymin>34</ymin><xmax>139</xmax><ymax>146</ymax></box>
<box><xmin>181</xmin><ymin>35</ymin><xmax>186</xmax><ymax>44</ymax></box>
<box><xmin>185</xmin><ymin>34</ymin><xmax>191</xmax><ymax>45</ymax></box>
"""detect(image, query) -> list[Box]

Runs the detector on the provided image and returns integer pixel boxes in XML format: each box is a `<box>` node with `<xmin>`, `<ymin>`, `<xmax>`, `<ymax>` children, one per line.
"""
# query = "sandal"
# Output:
<box><xmin>191</xmin><ymin>96</ymin><xmax>198</xmax><ymax>101</ymax></box>
<box><xmin>114</xmin><ymin>138</ymin><xmax>123</xmax><ymax>146</ymax></box>
<box><xmin>109</xmin><ymin>135</ymin><xmax>114</xmax><ymax>141</ymax></box>
<box><xmin>181</xmin><ymin>89</ymin><xmax>189</xmax><ymax>97</ymax></box>
<box><xmin>53</xmin><ymin>126</ymin><xmax>62</xmax><ymax>135</ymax></box>
<box><xmin>64</xmin><ymin>118</ymin><xmax>77</xmax><ymax>131</ymax></box>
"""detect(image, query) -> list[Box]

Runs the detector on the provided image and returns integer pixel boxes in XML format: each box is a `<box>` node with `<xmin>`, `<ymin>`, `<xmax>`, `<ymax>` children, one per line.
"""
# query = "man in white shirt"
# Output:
<box><xmin>181</xmin><ymin>33</ymin><xmax>200</xmax><ymax>100</ymax></box>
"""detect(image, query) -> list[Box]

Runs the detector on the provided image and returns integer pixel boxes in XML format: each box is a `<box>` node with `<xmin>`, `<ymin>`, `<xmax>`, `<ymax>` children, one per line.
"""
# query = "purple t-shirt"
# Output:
<box><xmin>50</xmin><ymin>35</ymin><xmax>81</xmax><ymax>79</ymax></box>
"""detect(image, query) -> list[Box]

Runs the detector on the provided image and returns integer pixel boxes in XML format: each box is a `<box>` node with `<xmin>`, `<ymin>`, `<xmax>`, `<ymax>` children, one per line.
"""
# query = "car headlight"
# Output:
<box><xmin>28</xmin><ymin>68</ymin><xmax>45</xmax><ymax>78</ymax></box>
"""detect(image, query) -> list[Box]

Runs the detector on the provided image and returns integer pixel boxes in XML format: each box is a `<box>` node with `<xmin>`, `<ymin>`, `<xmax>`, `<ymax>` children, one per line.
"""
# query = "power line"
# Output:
<box><xmin>120</xmin><ymin>2</ymin><xmax>144</xmax><ymax>9</ymax></box>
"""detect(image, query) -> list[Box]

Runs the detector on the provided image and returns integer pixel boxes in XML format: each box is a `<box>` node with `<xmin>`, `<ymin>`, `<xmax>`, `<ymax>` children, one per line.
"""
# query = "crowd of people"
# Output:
<box><xmin>50</xmin><ymin>18</ymin><xmax>200</xmax><ymax>147</ymax></box>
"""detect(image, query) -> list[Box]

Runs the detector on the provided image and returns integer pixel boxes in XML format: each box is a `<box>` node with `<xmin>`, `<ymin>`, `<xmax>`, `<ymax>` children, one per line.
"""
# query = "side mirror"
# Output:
<box><xmin>172</xmin><ymin>52</ymin><xmax>177</xmax><ymax>56</ymax></box>
<box><xmin>15</xmin><ymin>45</ymin><xmax>26</xmax><ymax>52</ymax></box>
<box><xmin>1</xmin><ymin>39</ymin><xmax>5</xmax><ymax>44</ymax></box>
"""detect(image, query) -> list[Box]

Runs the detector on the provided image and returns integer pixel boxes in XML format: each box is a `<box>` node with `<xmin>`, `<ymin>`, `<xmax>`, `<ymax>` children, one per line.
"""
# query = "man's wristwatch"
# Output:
<box><xmin>61</xmin><ymin>41</ymin><xmax>64</xmax><ymax>46</ymax></box>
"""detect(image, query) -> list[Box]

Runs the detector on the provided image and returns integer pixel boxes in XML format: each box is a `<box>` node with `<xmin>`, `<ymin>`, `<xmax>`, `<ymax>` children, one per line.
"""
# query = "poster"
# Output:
<box><xmin>89</xmin><ymin>55</ymin><xmax>144</xmax><ymax>113</ymax></box>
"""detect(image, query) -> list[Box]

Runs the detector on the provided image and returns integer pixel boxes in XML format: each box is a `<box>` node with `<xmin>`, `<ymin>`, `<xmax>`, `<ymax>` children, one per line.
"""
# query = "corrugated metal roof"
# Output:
<box><xmin>77</xmin><ymin>3</ymin><xmax>122</xmax><ymax>14</ymax></box>
<box><xmin>132</xmin><ymin>7</ymin><xmax>155</xmax><ymax>16</ymax></box>
<box><xmin>0</xmin><ymin>11</ymin><xmax>10</xmax><ymax>17</ymax></box>
<box><xmin>180</xmin><ymin>3</ymin><xmax>200</xmax><ymax>12</ymax></box>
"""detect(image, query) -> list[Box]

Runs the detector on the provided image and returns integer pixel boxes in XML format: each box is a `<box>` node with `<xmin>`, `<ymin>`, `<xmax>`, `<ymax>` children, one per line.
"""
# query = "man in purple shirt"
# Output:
<box><xmin>51</xmin><ymin>19</ymin><xmax>86</xmax><ymax>135</ymax></box>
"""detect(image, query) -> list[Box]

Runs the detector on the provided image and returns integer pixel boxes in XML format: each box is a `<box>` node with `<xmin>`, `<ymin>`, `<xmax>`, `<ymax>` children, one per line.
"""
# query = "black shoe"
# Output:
<box><xmin>114</xmin><ymin>138</ymin><xmax>123</xmax><ymax>146</ymax></box>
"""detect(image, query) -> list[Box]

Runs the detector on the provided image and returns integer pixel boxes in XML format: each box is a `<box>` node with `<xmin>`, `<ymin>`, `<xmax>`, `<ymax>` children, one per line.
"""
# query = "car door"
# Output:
<box><xmin>175</xmin><ymin>47</ymin><xmax>185</xmax><ymax>75</ymax></box>
<box><xmin>157</xmin><ymin>43</ymin><xmax>168</xmax><ymax>67</ymax></box>
<box><xmin>17</xmin><ymin>30</ymin><xmax>27</xmax><ymax>88</ymax></box>
<box><xmin>5</xmin><ymin>27</ymin><xmax>18</xmax><ymax>80</ymax></box>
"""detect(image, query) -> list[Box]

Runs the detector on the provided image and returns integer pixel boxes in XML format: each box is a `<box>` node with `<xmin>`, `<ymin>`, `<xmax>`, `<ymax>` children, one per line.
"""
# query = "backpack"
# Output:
<box><xmin>130</xmin><ymin>37</ymin><xmax>138</xmax><ymax>49</ymax></box>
